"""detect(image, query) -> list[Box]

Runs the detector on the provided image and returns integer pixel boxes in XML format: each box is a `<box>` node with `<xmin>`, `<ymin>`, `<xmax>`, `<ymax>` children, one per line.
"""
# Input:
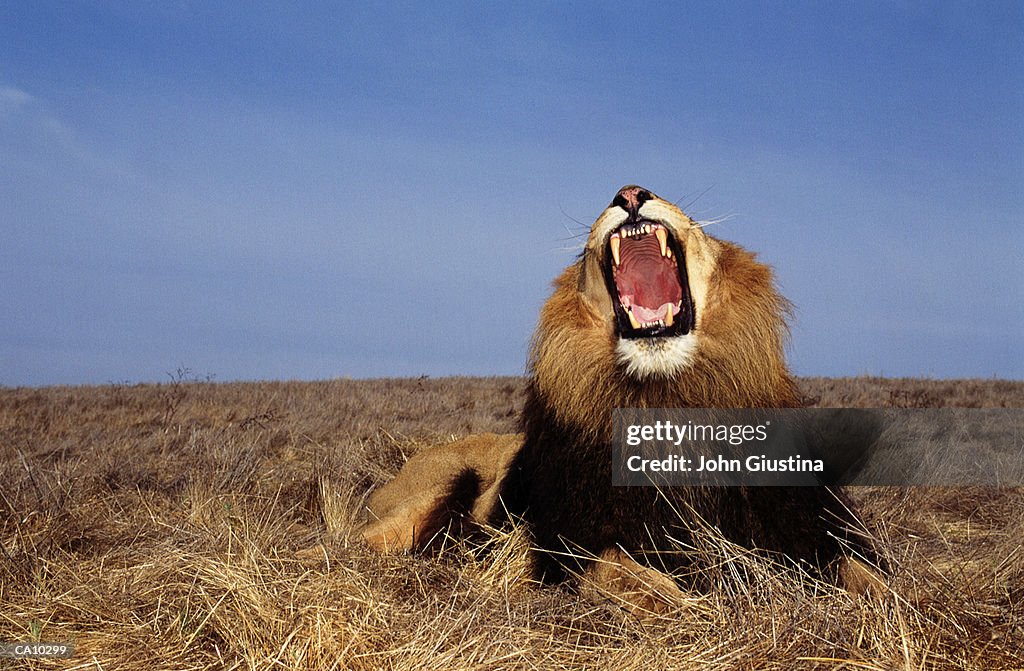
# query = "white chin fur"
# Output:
<box><xmin>616</xmin><ymin>334</ymin><xmax>699</xmax><ymax>379</ymax></box>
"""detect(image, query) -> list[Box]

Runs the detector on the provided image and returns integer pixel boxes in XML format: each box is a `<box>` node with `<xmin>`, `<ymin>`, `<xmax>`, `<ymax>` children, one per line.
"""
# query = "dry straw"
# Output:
<box><xmin>1</xmin><ymin>376</ymin><xmax>1022</xmax><ymax>669</ymax></box>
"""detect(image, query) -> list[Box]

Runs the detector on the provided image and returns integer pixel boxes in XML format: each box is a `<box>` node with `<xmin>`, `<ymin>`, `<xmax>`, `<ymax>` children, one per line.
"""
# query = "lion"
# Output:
<box><xmin>363</xmin><ymin>185</ymin><xmax>882</xmax><ymax>603</ymax></box>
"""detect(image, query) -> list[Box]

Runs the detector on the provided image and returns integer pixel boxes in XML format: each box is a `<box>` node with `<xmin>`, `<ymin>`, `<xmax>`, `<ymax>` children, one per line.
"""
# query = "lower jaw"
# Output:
<box><xmin>615</xmin><ymin>313</ymin><xmax>689</xmax><ymax>340</ymax></box>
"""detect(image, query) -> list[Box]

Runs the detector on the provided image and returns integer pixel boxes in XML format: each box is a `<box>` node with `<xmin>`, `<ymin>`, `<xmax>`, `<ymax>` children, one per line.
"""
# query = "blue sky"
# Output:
<box><xmin>2</xmin><ymin>2</ymin><xmax>1021</xmax><ymax>386</ymax></box>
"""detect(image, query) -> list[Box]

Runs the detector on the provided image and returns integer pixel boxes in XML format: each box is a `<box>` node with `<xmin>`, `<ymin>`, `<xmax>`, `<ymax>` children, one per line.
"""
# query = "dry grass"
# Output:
<box><xmin>1</xmin><ymin>376</ymin><xmax>1022</xmax><ymax>670</ymax></box>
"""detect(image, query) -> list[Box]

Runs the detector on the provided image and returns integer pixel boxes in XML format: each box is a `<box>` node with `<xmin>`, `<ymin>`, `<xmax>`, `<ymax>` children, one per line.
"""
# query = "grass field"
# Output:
<box><xmin>1</xmin><ymin>376</ymin><xmax>1022</xmax><ymax>670</ymax></box>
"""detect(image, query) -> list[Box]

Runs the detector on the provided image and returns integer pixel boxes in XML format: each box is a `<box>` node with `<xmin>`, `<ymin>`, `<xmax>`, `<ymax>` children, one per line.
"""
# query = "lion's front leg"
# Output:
<box><xmin>361</xmin><ymin>433</ymin><xmax>522</xmax><ymax>552</ymax></box>
<box><xmin>579</xmin><ymin>547</ymin><xmax>685</xmax><ymax>617</ymax></box>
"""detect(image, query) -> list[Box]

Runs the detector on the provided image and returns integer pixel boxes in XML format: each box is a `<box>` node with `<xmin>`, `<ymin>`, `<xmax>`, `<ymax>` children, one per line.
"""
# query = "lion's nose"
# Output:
<box><xmin>612</xmin><ymin>185</ymin><xmax>653</xmax><ymax>218</ymax></box>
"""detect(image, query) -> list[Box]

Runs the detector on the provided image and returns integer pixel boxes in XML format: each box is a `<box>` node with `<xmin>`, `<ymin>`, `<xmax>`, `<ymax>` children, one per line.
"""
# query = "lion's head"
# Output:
<box><xmin>530</xmin><ymin>185</ymin><xmax>801</xmax><ymax>436</ymax></box>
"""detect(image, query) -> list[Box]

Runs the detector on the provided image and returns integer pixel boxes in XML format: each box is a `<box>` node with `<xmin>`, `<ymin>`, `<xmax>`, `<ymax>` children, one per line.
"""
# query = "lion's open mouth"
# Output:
<box><xmin>603</xmin><ymin>220</ymin><xmax>694</xmax><ymax>339</ymax></box>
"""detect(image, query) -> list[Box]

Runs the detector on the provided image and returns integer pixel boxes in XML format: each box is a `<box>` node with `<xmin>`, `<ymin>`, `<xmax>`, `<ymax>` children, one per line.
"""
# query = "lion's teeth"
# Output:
<box><xmin>627</xmin><ymin>308</ymin><xmax>641</xmax><ymax>329</ymax></box>
<box><xmin>666</xmin><ymin>246</ymin><xmax>672</xmax><ymax>259</ymax></box>
<box><xmin>655</xmin><ymin>228</ymin><xmax>668</xmax><ymax>256</ymax></box>
<box><xmin>610</xmin><ymin>234</ymin><xmax>621</xmax><ymax>266</ymax></box>
<box><xmin>664</xmin><ymin>306</ymin><xmax>674</xmax><ymax>327</ymax></box>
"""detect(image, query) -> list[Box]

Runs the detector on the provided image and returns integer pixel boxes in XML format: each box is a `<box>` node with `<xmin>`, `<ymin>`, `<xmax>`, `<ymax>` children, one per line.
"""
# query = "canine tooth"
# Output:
<box><xmin>664</xmin><ymin>306</ymin><xmax>674</xmax><ymax>327</ymax></box>
<box><xmin>627</xmin><ymin>308</ymin><xmax>641</xmax><ymax>329</ymax></box>
<box><xmin>655</xmin><ymin>228</ymin><xmax>668</xmax><ymax>256</ymax></box>
<box><xmin>610</xmin><ymin>234</ymin><xmax>621</xmax><ymax>266</ymax></box>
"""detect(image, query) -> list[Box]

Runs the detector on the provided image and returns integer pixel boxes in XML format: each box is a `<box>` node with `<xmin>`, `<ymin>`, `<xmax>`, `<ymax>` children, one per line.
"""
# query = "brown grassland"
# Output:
<box><xmin>1</xmin><ymin>375</ymin><xmax>1023</xmax><ymax>670</ymax></box>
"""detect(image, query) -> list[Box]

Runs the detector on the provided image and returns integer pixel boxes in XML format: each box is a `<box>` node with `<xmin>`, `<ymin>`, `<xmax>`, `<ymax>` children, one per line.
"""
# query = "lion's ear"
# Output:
<box><xmin>577</xmin><ymin>255</ymin><xmax>614</xmax><ymax>319</ymax></box>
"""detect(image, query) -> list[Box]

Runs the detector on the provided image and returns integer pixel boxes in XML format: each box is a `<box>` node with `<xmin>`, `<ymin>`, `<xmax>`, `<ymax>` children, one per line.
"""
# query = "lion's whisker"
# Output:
<box><xmin>552</xmin><ymin>243</ymin><xmax>587</xmax><ymax>254</ymax></box>
<box><xmin>674</xmin><ymin>184</ymin><xmax>716</xmax><ymax>211</ymax></box>
<box><xmin>693</xmin><ymin>213</ymin><xmax>740</xmax><ymax>229</ymax></box>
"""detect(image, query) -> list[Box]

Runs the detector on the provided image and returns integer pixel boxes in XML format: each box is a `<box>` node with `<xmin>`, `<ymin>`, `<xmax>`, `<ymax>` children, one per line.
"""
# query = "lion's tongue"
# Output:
<box><xmin>614</xmin><ymin>235</ymin><xmax>683</xmax><ymax>323</ymax></box>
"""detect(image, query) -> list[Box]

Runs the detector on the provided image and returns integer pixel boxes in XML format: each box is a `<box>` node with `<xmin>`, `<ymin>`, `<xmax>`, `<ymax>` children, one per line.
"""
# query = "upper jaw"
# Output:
<box><xmin>587</xmin><ymin>195</ymin><xmax>693</xmax><ymax>256</ymax></box>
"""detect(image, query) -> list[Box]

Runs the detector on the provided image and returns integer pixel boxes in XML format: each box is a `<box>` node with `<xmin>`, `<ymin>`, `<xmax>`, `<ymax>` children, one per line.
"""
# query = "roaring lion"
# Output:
<box><xmin>363</xmin><ymin>185</ymin><xmax>881</xmax><ymax>600</ymax></box>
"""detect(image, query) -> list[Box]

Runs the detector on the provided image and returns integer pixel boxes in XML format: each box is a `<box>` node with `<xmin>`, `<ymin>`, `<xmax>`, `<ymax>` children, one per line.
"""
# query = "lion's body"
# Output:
<box><xmin>365</xmin><ymin>186</ymin><xmax>880</xmax><ymax>596</ymax></box>
<box><xmin>498</xmin><ymin>393</ymin><xmax>871</xmax><ymax>583</ymax></box>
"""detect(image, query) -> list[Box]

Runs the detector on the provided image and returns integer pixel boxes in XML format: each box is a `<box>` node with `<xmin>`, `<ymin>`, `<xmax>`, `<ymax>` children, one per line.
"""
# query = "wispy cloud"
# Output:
<box><xmin>0</xmin><ymin>85</ymin><xmax>33</xmax><ymax>113</ymax></box>
<box><xmin>0</xmin><ymin>85</ymin><xmax>32</xmax><ymax>102</ymax></box>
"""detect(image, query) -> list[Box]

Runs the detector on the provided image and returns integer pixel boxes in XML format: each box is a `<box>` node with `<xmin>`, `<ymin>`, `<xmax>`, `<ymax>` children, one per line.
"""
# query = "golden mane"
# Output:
<box><xmin>531</xmin><ymin>240</ymin><xmax>801</xmax><ymax>443</ymax></box>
